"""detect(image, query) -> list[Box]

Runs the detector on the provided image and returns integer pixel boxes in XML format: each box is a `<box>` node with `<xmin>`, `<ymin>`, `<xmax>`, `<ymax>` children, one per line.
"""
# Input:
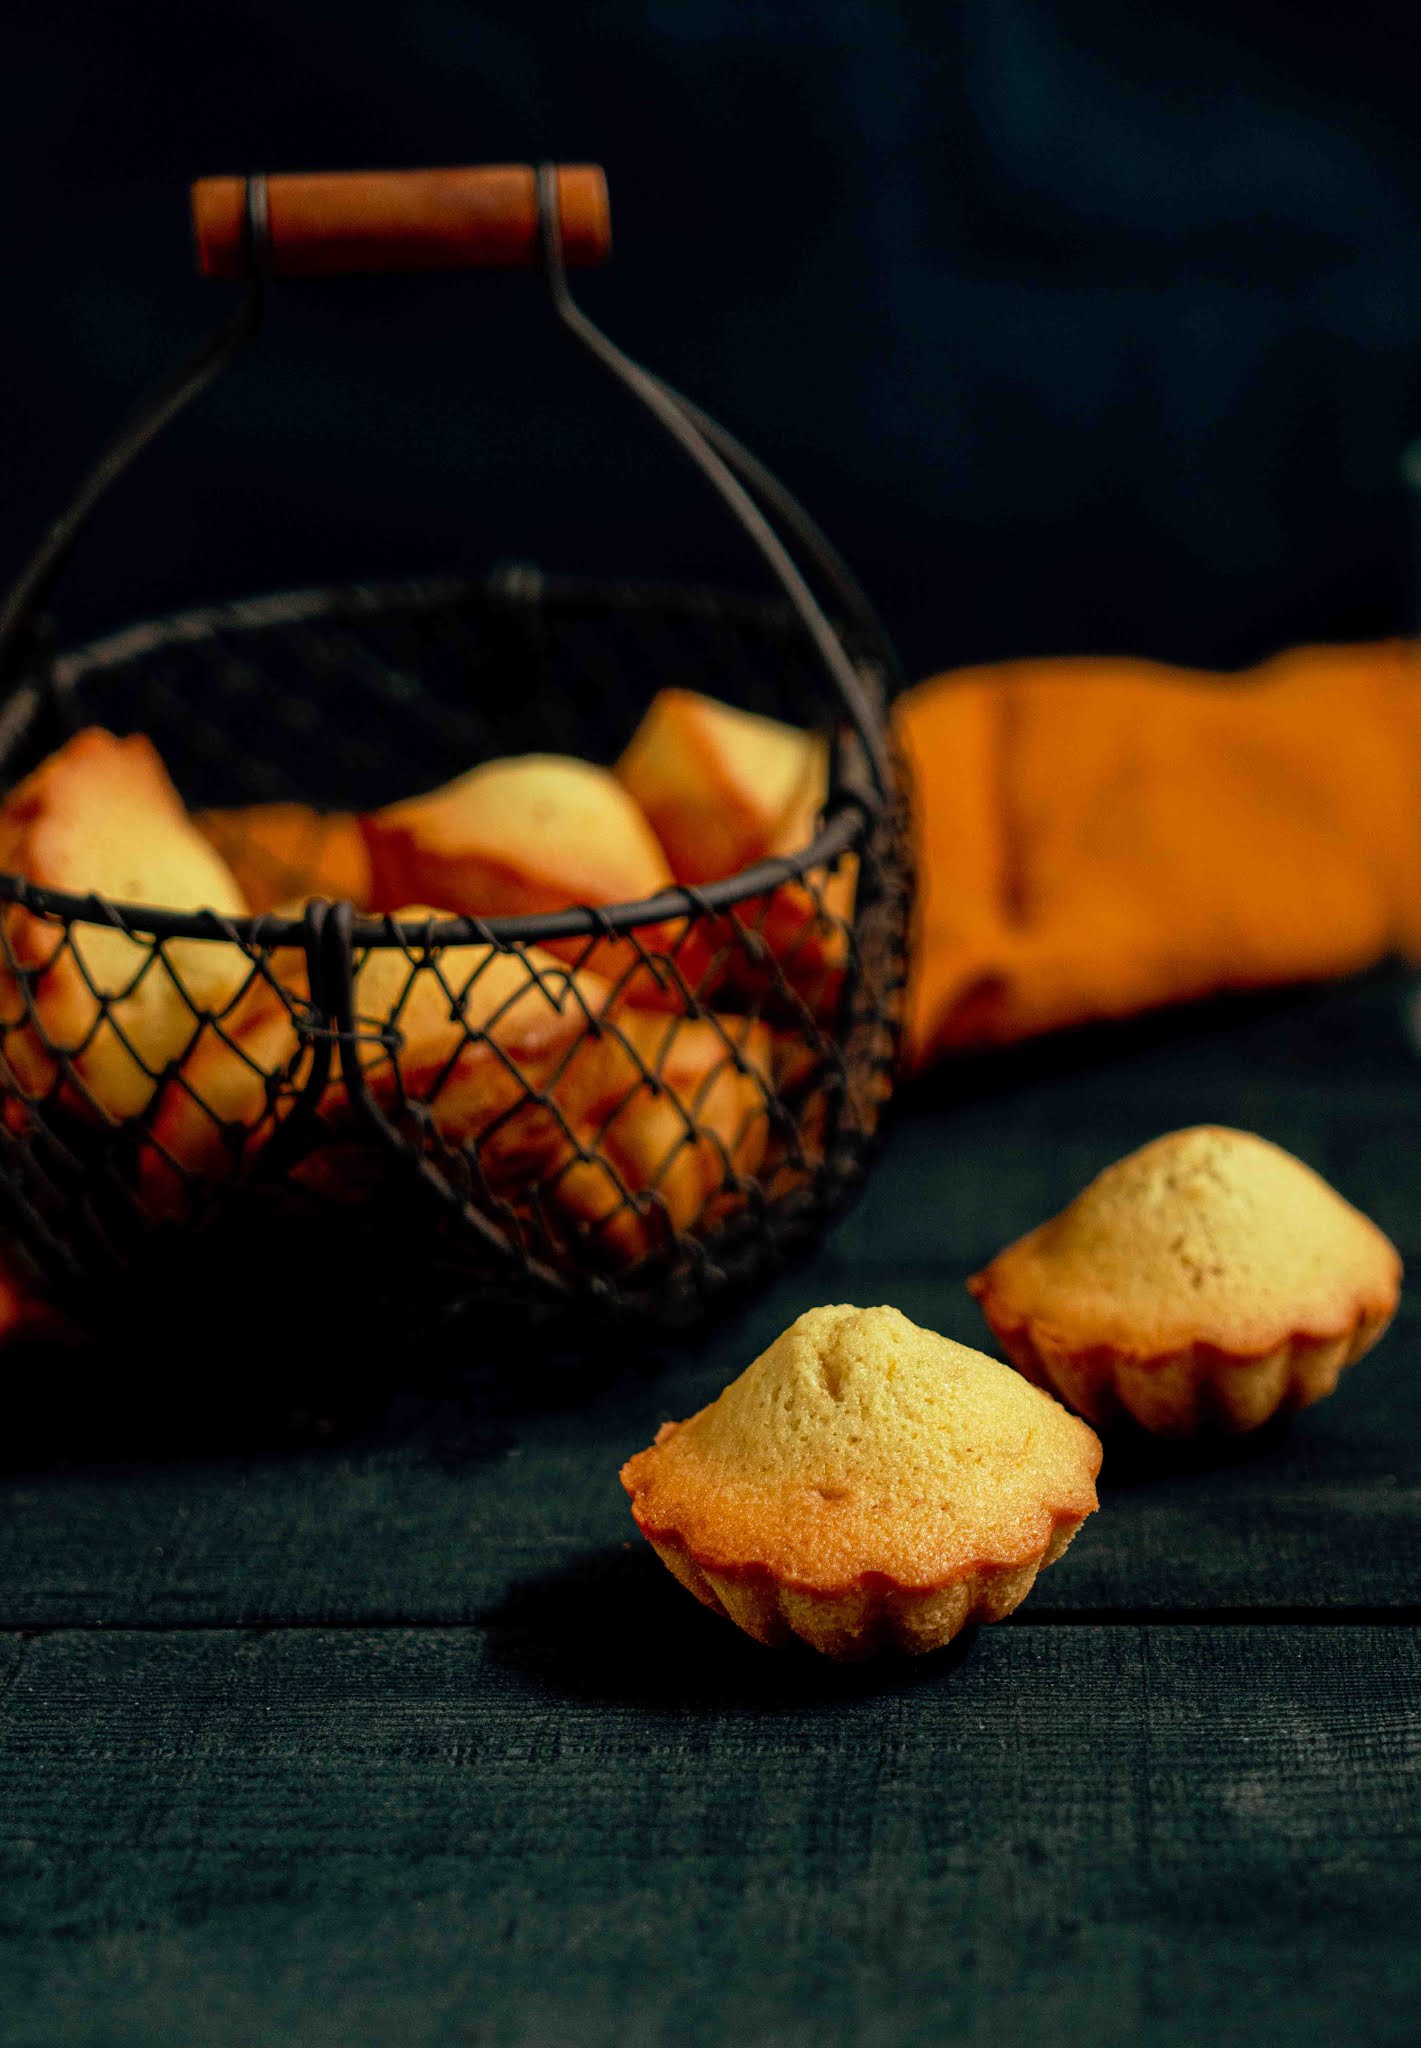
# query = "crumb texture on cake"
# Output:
<box><xmin>621</xmin><ymin>1303</ymin><xmax>1101</xmax><ymax>1599</ymax></box>
<box><xmin>970</xmin><ymin>1125</ymin><xmax>1401</xmax><ymax>1363</ymax></box>
<box><xmin>361</xmin><ymin>752</ymin><xmax>673</xmax><ymax>915</ymax></box>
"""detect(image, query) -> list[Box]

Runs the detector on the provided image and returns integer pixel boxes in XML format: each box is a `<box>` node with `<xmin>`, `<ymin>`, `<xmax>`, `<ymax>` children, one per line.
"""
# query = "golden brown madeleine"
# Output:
<box><xmin>362</xmin><ymin>754</ymin><xmax>672</xmax><ymax>914</ymax></box>
<box><xmin>617</xmin><ymin>689</ymin><xmax>853</xmax><ymax>1016</ymax></box>
<box><xmin>622</xmin><ymin>1303</ymin><xmax>1101</xmax><ymax>1658</ymax></box>
<box><xmin>0</xmin><ymin>729</ymin><xmax>251</xmax><ymax>1120</ymax></box>
<box><xmin>356</xmin><ymin>927</ymin><xmax>603</xmax><ymax>1170</ymax></box>
<box><xmin>617</xmin><ymin>688</ymin><xmax>826</xmax><ymax>884</ymax></box>
<box><xmin>357</xmin><ymin>753</ymin><xmax>712</xmax><ymax>1006</ymax></box>
<box><xmin>969</xmin><ymin>1125</ymin><xmax>1402</xmax><ymax>1438</ymax></box>
<box><xmin>349</xmin><ymin>918</ymin><xmax>585</xmax><ymax>1065</ymax></box>
<box><xmin>544</xmin><ymin>1006</ymin><xmax>773</xmax><ymax>1264</ymax></box>
<box><xmin>146</xmin><ymin>904</ymin><xmax>772</xmax><ymax>1268</ymax></box>
<box><xmin>737</xmin><ymin>768</ymin><xmax>856</xmax><ymax>1019</ymax></box>
<box><xmin>194</xmin><ymin>803</ymin><xmax>372</xmax><ymax>914</ymax></box>
<box><xmin>141</xmin><ymin>971</ymin><xmax>312</xmax><ymax>1215</ymax></box>
<box><xmin>146</xmin><ymin>911</ymin><xmax>593</xmax><ymax>1213</ymax></box>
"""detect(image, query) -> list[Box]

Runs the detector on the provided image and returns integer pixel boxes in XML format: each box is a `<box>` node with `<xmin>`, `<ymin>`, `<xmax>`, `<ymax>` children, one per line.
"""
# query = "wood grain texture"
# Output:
<box><xmin>0</xmin><ymin>1624</ymin><xmax>1416</xmax><ymax>2047</ymax></box>
<box><xmin>0</xmin><ymin>977</ymin><xmax>1417</xmax><ymax>1630</ymax></box>
<box><xmin>1</xmin><ymin>977</ymin><xmax>1418</xmax><ymax>2043</ymax></box>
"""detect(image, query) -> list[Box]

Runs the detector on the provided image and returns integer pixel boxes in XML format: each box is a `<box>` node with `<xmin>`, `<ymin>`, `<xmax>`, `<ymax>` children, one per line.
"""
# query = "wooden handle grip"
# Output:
<box><xmin>191</xmin><ymin>165</ymin><xmax>610</xmax><ymax>279</ymax></box>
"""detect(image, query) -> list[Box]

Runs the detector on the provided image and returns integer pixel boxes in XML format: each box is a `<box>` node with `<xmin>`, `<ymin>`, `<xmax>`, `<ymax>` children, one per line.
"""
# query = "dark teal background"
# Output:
<box><xmin>4</xmin><ymin>0</ymin><xmax>1421</xmax><ymax>678</ymax></box>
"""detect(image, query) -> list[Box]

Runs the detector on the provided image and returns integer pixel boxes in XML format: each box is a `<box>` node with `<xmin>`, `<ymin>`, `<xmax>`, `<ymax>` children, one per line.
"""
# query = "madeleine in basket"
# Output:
<box><xmin>142</xmin><ymin>918</ymin><xmax>593</xmax><ymax>1213</ymax></box>
<box><xmin>616</xmin><ymin>688</ymin><xmax>855</xmax><ymax>1017</ymax></box>
<box><xmin>360</xmin><ymin>753</ymin><xmax>715</xmax><ymax>1008</ymax></box>
<box><xmin>146</xmin><ymin>911</ymin><xmax>774</xmax><ymax>1266</ymax></box>
<box><xmin>195</xmin><ymin>802</ymin><xmax>372</xmax><ymax>915</ymax></box>
<box><xmin>0</xmin><ymin>729</ymin><xmax>253</xmax><ymax>1120</ymax></box>
<box><xmin>0</xmin><ymin>721</ymin><xmax>820</xmax><ymax>1280</ymax></box>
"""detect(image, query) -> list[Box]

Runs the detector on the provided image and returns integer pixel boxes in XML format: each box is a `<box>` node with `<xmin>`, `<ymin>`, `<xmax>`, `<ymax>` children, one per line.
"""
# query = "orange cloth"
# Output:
<box><xmin>895</xmin><ymin>641</ymin><xmax>1421</xmax><ymax>1070</ymax></box>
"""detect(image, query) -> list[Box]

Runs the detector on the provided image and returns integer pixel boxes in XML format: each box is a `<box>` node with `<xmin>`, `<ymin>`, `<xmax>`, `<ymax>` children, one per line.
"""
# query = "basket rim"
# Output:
<box><xmin>50</xmin><ymin>569</ymin><xmax>849</xmax><ymax>679</ymax></box>
<box><xmin>0</xmin><ymin>570</ymin><xmax>893</xmax><ymax>948</ymax></box>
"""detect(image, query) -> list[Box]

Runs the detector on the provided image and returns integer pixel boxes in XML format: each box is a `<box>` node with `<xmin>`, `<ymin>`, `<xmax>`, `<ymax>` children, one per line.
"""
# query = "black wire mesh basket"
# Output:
<box><xmin>0</xmin><ymin>164</ymin><xmax>911</xmax><ymax>1345</ymax></box>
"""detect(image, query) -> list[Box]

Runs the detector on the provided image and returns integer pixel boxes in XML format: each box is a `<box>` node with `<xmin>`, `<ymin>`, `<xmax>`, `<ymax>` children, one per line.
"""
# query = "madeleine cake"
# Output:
<box><xmin>144</xmin><ymin>915</ymin><xmax>592</xmax><ymax>1208</ymax></box>
<box><xmin>195</xmin><ymin>802</ymin><xmax>372</xmax><ymax>914</ymax></box>
<box><xmin>969</xmin><ymin>1125</ymin><xmax>1402</xmax><ymax>1437</ymax></box>
<box><xmin>616</xmin><ymin>687</ymin><xmax>827</xmax><ymax>885</ymax></box>
<box><xmin>617</xmin><ymin>688</ymin><xmax>855</xmax><ymax>1016</ymax></box>
<box><xmin>621</xmin><ymin>1303</ymin><xmax>1101</xmax><ymax>1658</ymax></box>
<box><xmin>359</xmin><ymin>752</ymin><xmax>712</xmax><ymax>1004</ymax></box>
<box><xmin>542</xmin><ymin>1007</ymin><xmax>773</xmax><ymax>1263</ymax></box>
<box><xmin>0</xmin><ymin>728</ymin><xmax>252</xmax><ymax>1119</ymax></box>
<box><xmin>144</xmin><ymin>896</ymin><xmax>775</xmax><ymax>1259</ymax></box>
<box><xmin>363</xmin><ymin>753</ymin><xmax>672</xmax><ymax>917</ymax></box>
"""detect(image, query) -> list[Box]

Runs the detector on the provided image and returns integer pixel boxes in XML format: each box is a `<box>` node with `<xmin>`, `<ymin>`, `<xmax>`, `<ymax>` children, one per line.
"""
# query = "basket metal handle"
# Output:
<box><xmin>0</xmin><ymin>164</ymin><xmax>897</xmax><ymax>802</ymax></box>
<box><xmin>532</xmin><ymin>164</ymin><xmax>894</xmax><ymax>799</ymax></box>
<box><xmin>192</xmin><ymin>165</ymin><xmax>611</xmax><ymax>278</ymax></box>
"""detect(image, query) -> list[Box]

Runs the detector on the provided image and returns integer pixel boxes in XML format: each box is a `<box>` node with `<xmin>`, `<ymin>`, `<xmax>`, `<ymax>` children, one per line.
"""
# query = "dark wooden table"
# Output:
<box><xmin>1</xmin><ymin>975</ymin><xmax>1417</xmax><ymax>2046</ymax></box>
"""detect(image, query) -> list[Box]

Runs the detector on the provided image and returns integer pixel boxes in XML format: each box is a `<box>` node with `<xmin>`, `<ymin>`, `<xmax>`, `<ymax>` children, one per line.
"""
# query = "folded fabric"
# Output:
<box><xmin>894</xmin><ymin>641</ymin><xmax>1421</xmax><ymax>1070</ymax></box>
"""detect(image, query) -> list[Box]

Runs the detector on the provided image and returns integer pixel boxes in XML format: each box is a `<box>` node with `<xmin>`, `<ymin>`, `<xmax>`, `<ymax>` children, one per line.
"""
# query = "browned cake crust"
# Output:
<box><xmin>969</xmin><ymin>1125</ymin><xmax>1402</xmax><ymax>1437</ymax></box>
<box><xmin>616</xmin><ymin>688</ymin><xmax>826</xmax><ymax>885</ymax></box>
<box><xmin>363</xmin><ymin>753</ymin><xmax>674</xmax><ymax>916</ymax></box>
<box><xmin>194</xmin><ymin>803</ymin><xmax>372</xmax><ymax>914</ymax></box>
<box><xmin>0</xmin><ymin>729</ymin><xmax>252</xmax><ymax>1119</ymax></box>
<box><xmin>143</xmin><ymin>917</ymin><xmax>591</xmax><ymax>1209</ymax></box>
<box><xmin>622</xmin><ymin>1304</ymin><xmax>1101</xmax><ymax>1658</ymax></box>
<box><xmin>359</xmin><ymin>752</ymin><xmax>714</xmax><ymax>1006</ymax></box>
<box><xmin>144</xmin><ymin>917</ymin><xmax>770</xmax><ymax>1261</ymax></box>
<box><xmin>616</xmin><ymin>688</ymin><xmax>854</xmax><ymax>1017</ymax></box>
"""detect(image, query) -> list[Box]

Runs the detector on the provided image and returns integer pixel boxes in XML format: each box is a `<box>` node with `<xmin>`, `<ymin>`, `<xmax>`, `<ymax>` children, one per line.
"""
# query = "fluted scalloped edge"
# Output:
<box><xmin>639</xmin><ymin>1518</ymin><xmax>1086</xmax><ymax>1660</ymax></box>
<box><xmin>970</xmin><ymin>1286</ymin><xmax>1397</xmax><ymax>1439</ymax></box>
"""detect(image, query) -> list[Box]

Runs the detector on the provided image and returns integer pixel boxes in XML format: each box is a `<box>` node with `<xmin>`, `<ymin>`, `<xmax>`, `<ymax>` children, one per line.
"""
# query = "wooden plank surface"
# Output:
<box><xmin>0</xmin><ymin>1294</ymin><xmax>1414</xmax><ymax>1629</ymax></box>
<box><xmin>1</xmin><ymin>976</ymin><xmax>1418</xmax><ymax>2043</ymax></box>
<box><xmin>0</xmin><ymin>977</ymin><xmax>1416</xmax><ymax>1629</ymax></box>
<box><xmin>0</xmin><ymin>1622</ymin><xmax>1416</xmax><ymax>2047</ymax></box>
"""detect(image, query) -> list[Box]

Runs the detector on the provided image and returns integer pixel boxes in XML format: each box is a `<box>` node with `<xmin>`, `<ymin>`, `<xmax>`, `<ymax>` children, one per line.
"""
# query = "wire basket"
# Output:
<box><xmin>0</xmin><ymin>165</ymin><xmax>911</xmax><ymax>1343</ymax></box>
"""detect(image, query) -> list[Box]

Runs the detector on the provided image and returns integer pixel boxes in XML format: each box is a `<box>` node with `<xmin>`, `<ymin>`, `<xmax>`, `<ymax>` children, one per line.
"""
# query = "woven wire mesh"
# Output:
<box><xmin>0</xmin><ymin>572</ymin><xmax>910</xmax><ymax>1337</ymax></box>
